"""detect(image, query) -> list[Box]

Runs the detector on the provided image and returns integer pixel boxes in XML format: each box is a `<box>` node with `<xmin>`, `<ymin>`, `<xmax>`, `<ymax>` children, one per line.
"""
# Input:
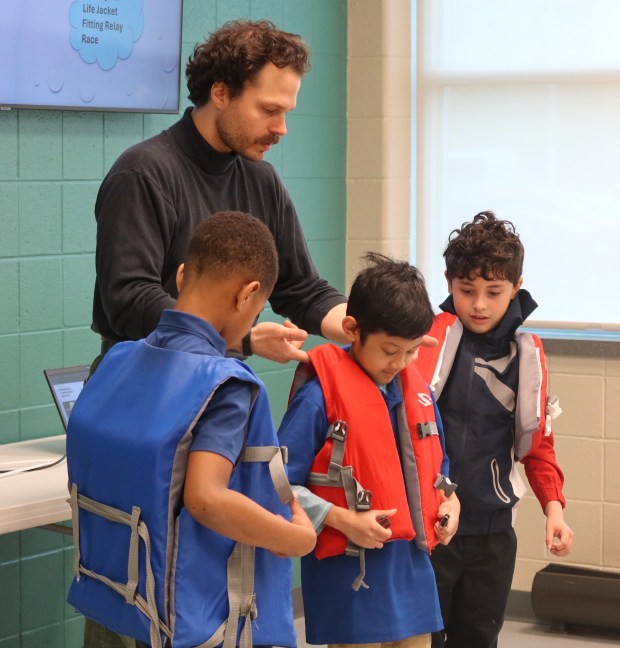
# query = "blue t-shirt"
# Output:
<box><xmin>278</xmin><ymin>375</ymin><xmax>445</xmax><ymax>644</ymax></box>
<box><xmin>145</xmin><ymin>309</ymin><xmax>251</xmax><ymax>463</ymax></box>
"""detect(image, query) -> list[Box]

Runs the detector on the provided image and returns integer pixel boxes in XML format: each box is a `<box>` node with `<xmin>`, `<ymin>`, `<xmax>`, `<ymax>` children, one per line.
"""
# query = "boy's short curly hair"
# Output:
<box><xmin>443</xmin><ymin>211</ymin><xmax>524</xmax><ymax>285</ymax></box>
<box><xmin>186</xmin><ymin>19</ymin><xmax>311</xmax><ymax>107</ymax></box>
<box><xmin>185</xmin><ymin>211</ymin><xmax>278</xmax><ymax>293</ymax></box>
<box><xmin>347</xmin><ymin>252</ymin><xmax>434</xmax><ymax>343</ymax></box>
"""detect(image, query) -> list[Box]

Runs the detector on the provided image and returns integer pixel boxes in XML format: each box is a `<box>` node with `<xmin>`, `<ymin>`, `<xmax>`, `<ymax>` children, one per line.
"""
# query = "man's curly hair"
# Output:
<box><xmin>443</xmin><ymin>211</ymin><xmax>524</xmax><ymax>285</ymax></box>
<box><xmin>186</xmin><ymin>19</ymin><xmax>311</xmax><ymax>107</ymax></box>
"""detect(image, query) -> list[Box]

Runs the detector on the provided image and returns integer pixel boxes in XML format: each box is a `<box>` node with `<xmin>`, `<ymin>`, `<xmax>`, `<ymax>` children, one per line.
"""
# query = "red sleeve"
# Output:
<box><xmin>521</xmin><ymin>430</ymin><xmax>566</xmax><ymax>510</ymax></box>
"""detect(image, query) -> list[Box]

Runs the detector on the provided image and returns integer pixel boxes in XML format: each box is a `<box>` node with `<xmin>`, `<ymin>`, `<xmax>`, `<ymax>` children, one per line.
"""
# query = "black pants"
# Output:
<box><xmin>431</xmin><ymin>530</ymin><xmax>517</xmax><ymax>648</ymax></box>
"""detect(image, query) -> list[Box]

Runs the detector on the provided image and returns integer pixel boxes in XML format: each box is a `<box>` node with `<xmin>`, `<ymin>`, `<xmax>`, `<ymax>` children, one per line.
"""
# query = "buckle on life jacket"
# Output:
<box><xmin>417</xmin><ymin>421</ymin><xmax>439</xmax><ymax>439</ymax></box>
<box><xmin>327</xmin><ymin>420</ymin><xmax>348</xmax><ymax>442</ymax></box>
<box><xmin>433</xmin><ymin>473</ymin><xmax>457</xmax><ymax>497</ymax></box>
<box><xmin>356</xmin><ymin>488</ymin><xmax>372</xmax><ymax>511</ymax></box>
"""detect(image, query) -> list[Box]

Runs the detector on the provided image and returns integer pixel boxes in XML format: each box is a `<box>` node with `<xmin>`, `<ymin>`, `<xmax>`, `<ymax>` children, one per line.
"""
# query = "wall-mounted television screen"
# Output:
<box><xmin>0</xmin><ymin>0</ymin><xmax>183</xmax><ymax>113</ymax></box>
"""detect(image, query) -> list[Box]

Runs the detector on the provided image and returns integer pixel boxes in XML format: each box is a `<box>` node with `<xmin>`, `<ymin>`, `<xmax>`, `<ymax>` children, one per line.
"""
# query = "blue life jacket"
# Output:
<box><xmin>66</xmin><ymin>340</ymin><xmax>295</xmax><ymax>648</ymax></box>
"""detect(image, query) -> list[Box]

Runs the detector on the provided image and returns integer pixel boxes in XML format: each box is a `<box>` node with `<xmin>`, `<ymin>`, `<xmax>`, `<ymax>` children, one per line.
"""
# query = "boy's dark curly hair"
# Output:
<box><xmin>186</xmin><ymin>19</ymin><xmax>311</xmax><ymax>107</ymax></box>
<box><xmin>347</xmin><ymin>252</ymin><xmax>434</xmax><ymax>343</ymax></box>
<box><xmin>443</xmin><ymin>211</ymin><xmax>524</xmax><ymax>285</ymax></box>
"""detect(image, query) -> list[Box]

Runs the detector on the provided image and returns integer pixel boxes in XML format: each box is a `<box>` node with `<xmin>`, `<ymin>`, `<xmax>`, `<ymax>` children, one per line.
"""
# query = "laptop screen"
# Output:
<box><xmin>43</xmin><ymin>365</ymin><xmax>90</xmax><ymax>430</ymax></box>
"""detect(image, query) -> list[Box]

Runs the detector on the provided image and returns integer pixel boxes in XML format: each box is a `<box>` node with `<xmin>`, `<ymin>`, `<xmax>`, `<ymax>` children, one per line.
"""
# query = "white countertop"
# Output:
<box><xmin>0</xmin><ymin>435</ymin><xmax>71</xmax><ymax>534</ymax></box>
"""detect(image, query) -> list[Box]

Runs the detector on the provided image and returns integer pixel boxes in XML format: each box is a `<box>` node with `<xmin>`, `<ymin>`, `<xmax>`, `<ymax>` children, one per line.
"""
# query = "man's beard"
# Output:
<box><xmin>217</xmin><ymin>115</ymin><xmax>279</xmax><ymax>158</ymax></box>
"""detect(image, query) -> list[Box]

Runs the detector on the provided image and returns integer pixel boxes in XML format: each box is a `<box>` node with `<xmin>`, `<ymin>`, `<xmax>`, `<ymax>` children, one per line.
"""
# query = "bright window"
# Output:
<box><xmin>415</xmin><ymin>0</ymin><xmax>620</xmax><ymax>334</ymax></box>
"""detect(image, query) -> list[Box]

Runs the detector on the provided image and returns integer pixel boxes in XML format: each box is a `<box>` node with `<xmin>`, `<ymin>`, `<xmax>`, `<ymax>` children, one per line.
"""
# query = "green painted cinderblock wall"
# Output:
<box><xmin>0</xmin><ymin>1</ymin><xmax>346</xmax><ymax>645</ymax></box>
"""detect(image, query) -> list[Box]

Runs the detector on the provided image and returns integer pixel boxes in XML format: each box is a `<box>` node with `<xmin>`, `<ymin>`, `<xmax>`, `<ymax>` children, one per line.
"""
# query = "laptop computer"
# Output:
<box><xmin>0</xmin><ymin>365</ymin><xmax>90</xmax><ymax>475</ymax></box>
<box><xmin>43</xmin><ymin>364</ymin><xmax>91</xmax><ymax>431</ymax></box>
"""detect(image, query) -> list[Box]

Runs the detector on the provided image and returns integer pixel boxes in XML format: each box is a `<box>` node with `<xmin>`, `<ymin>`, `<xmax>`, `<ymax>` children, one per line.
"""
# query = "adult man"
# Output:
<box><xmin>86</xmin><ymin>18</ymin><xmax>346</xmax><ymax>648</ymax></box>
<box><xmin>92</xmin><ymin>19</ymin><xmax>347</xmax><ymax>367</ymax></box>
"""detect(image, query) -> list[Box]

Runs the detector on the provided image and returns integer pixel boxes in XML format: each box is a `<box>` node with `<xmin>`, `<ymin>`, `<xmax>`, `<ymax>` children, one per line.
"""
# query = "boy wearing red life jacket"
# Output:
<box><xmin>416</xmin><ymin>212</ymin><xmax>574</xmax><ymax>648</ymax></box>
<box><xmin>279</xmin><ymin>253</ymin><xmax>460</xmax><ymax>648</ymax></box>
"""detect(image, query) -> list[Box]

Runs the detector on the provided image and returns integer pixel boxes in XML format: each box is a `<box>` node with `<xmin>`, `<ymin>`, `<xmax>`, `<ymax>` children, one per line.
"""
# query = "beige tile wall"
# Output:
<box><xmin>513</xmin><ymin>355</ymin><xmax>620</xmax><ymax>590</ymax></box>
<box><xmin>346</xmin><ymin>0</ymin><xmax>413</xmax><ymax>288</ymax></box>
<box><xmin>347</xmin><ymin>0</ymin><xmax>620</xmax><ymax>594</ymax></box>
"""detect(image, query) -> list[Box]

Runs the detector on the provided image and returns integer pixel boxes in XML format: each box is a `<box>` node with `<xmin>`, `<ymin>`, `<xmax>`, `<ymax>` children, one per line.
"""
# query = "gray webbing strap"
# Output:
<box><xmin>194</xmin><ymin>621</ymin><xmax>227</xmax><ymax>648</ymax></box>
<box><xmin>125</xmin><ymin>506</ymin><xmax>140</xmax><ymax>604</ymax></box>
<box><xmin>325</xmin><ymin>421</ymin><xmax>347</xmax><ymax>481</ymax></box>
<box><xmin>308</xmin><ymin>463</ymin><xmax>372</xmax><ymax>591</ymax></box>
<box><xmin>70</xmin><ymin>485</ymin><xmax>81</xmax><ymax>579</ymax></box>
<box><xmin>240</xmin><ymin>446</ymin><xmax>293</xmax><ymax>504</ymax></box>
<box><xmin>69</xmin><ymin>486</ymin><xmax>170</xmax><ymax>648</ymax></box>
<box><xmin>347</xmin><ymin>547</ymin><xmax>368</xmax><ymax>591</ymax></box>
<box><xmin>75</xmin><ymin>490</ymin><xmax>138</xmax><ymax>525</ymax></box>
<box><xmin>339</xmin><ymin>466</ymin><xmax>371</xmax><ymax>512</ymax></box>
<box><xmin>222</xmin><ymin>543</ymin><xmax>257</xmax><ymax>648</ymax></box>
<box><xmin>193</xmin><ymin>545</ymin><xmax>260</xmax><ymax>648</ymax></box>
<box><xmin>135</xmin><ymin>519</ymin><xmax>162</xmax><ymax>648</ymax></box>
<box><xmin>340</xmin><ymin>468</ymin><xmax>370</xmax><ymax>591</ymax></box>
<box><xmin>306</xmin><ymin>471</ymin><xmax>338</xmax><ymax>487</ymax></box>
<box><xmin>76</xmin><ymin>564</ymin><xmax>170</xmax><ymax>648</ymax></box>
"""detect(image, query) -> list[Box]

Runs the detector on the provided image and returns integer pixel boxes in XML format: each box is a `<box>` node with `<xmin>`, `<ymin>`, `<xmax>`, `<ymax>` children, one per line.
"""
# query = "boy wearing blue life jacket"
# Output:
<box><xmin>416</xmin><ymin>212</ymin><xmax>574</xmax><ymax>648</ymax></box>
<box><xmin>279</xmin><ymin>253</ymin><xmax>460</xmax><ymax>648</ymax></box>
<box><xmin>66</xmin><ymin>211</ymin><xmax>315</xmax><ymax>648</ymax></box>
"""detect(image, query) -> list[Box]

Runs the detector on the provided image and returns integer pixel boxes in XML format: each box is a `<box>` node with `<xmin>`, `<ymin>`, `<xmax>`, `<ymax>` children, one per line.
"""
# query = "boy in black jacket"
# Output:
<box><xmin>416</xmin><ymin>212</ymin><xmax>574</xmax><ymax>648</ymax></box>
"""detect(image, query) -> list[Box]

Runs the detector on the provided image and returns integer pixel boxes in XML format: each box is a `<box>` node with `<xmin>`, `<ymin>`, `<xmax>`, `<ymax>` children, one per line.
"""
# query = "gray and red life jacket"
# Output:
<box><xmin>416</xmin><ymin>312</ymin><xmax>565</xmax><ymax>515</ymax></box>
<box><xmin>416</xmin><ymin>312</ymin><xmax>560</xmax><ymax>461</ymax></box>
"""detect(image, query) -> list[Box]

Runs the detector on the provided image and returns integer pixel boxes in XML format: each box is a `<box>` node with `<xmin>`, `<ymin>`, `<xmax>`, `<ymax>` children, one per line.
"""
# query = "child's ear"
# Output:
<box><xmin>176</xmin><ymin>264</ymin><xmax>185</xmax><ymax>293</ymax></box>
<box><xmin>342</xmin><ymin>316</ymin><xmax>360</xmax><ymax>343</ymax></box>
<box><xmin>511</xmin><ymin>277</ymin><xmax>524</xmax><ymax>299</ymax></box>
<box><xmin>236</xmin><ymin>280</ymin><xmax>261</xmax><ymax>310</ymax></box>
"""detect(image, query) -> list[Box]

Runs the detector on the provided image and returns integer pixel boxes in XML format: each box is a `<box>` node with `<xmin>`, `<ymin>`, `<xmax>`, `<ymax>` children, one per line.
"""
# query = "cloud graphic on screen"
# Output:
<box><xmin>69</xmin><ymin>0</ymin><xmax>144</xmax><ymax>71</ymax></box>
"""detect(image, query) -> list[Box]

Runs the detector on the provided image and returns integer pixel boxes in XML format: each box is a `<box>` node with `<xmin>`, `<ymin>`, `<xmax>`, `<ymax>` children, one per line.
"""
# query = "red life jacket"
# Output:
<box><xmin>293</xmin><ymin>344</ymin><xmax>444</xmax><ymax>561</ymax></box>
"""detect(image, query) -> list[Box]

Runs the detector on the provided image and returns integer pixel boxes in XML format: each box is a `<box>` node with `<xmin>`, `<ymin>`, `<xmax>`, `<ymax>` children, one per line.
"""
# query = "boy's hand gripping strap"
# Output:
<box><xmin>307</xmin><ymin>420</ymin><xmax>372</xmax><ymax>591</ymax></box>
<box><xmin>212</xmin><ymin>445</ymin><xmax>294</xmax><ymax>648</ymax></box>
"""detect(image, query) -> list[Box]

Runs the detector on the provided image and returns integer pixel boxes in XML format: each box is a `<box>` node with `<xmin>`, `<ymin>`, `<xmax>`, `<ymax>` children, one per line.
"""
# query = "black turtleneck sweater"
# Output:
<box><xmin>92</xmin><ymin>107</ymin><xmax>346</xmax><ymax>342</ymax></box>
<box><xmin>437</xmin><ymin>289</ymin><xmax>538</xmax><ymax>535</ymax></box>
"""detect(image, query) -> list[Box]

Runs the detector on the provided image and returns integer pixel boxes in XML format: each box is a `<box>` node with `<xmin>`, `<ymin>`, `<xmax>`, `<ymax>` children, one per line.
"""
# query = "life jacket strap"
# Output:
<box><xmin>194</xmin><ymin>444</ymin><xmax>291</xmax><ymax>648</ymax></box>
<box><xmin>69</xmin><ymin>484</ymin><xmax>171</xmax><ymax>648</ymax></box>
<box><xmin>307</xmin><ymin>420</ymin><xmax>374</xmax><ymax>591</ymax></box>
<box><xmin>68</xmin><ymin>443</ymin><xmax>293</xmax><ymax>647</ymax></box>
<box><xmin>217</xmin><ymin>446</ymin><xmax>293</xmax><ymax>648</ymax></box>
<box><xmin>344</xmin><ymin>544</ymin><xmax>370</xmax><ymax>591</ymax></box>
<box><xmin>240</xmin><ymin>445</ymin><xmax>293</xmax><ymax>503</ymax></box>
<box><xmin>69</xmin><ymin>485</ymin><xmax>265</xmax><ymax>648</ymax></box>
<box><xmin>222</xmin><ymin>543</ymin><xmax>257</xmax><ymax>648</ymax></box>
<box><xmin>325</xmin><ymin>420</ymin><xmax>347</xmax><ymax>481</ymax></box>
